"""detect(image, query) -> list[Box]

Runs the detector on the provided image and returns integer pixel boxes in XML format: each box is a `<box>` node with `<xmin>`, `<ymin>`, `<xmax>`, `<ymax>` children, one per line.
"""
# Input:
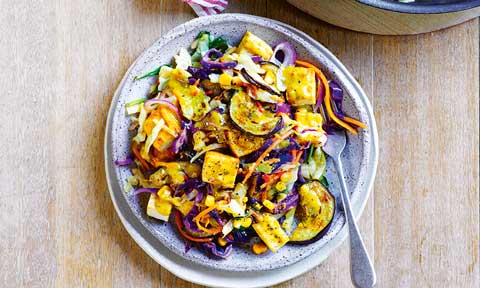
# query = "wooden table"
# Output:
<box><xmin>1</xmin><ymin>1</ymin><xmax>478</xmax><ymax>287</ymax></box>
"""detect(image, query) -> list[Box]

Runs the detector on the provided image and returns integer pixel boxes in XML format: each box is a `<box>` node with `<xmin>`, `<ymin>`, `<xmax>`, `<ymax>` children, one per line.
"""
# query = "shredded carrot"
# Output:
<box><xmin>193</xmin><ymin>205</ymin><xmax>217</xmax><ymax>222</ymax></box>
<box><xmin>316</xmin><ymin>76</ymin><xmax>323</xmax><ymax>106</ymax></box>
<box><xmin>242</xmin><ymin>127</ymin><xmax>294</xmax><ymax>184</ymax></box>
<box><xmin>131</xmin><ymin>145</ymin><xmax>150</xmax><ymax>170</ymax></box>
<box><xmin>259</xmin><ymin>190</ymin><xmax>267</xmax><ymax>202</ymax></box>
<box><xmin>293</xmin><ymin>149</ymin><xmax>303</xmax><ymax>165</ymax></box>
<box><xmin>343</xmin><ymin>116</ymin><xmax>368</xmax><ymax>129</ymax></box>
<box><xmin>295</xmin><ymin>60</ymin><xmax>359</xmax><ymax>134</ymax></box>
<box><xmin>194</xmin><ymin>79</ymin><xmax>200</xmax><ymax>86</ymax></box>
<box><xmin>193</xmin><ymin>206</ymin><xmax>223</xmax><ymax>235</ymax></box>
<box><xmin>174</xmin><ymin>210</ymin><xmax>213</xmax><ymax>243</ymax></box>
<box><xmin>196</xmin><ymin>217</ymin><xmax>223</xmax><ymax>235</ymax></box>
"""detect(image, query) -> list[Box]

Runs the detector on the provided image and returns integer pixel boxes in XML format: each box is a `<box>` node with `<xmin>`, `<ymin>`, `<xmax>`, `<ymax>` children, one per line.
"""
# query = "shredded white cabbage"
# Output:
<box><xmin>250</xmin><ymin>89</ymin><xmax>284</xmax><ymax>104</ymax></box>
<box><xmin>301</xmin><ymin>147</ymin><xmax>326</xmax><ymax>180</ymax></box>
<box><xmin>236</xmin><ymin>53</ymin><xmax>265</xmax><ymax>74</ymax></box>
<box><xmin>223</xmin><ymin>69</ymin><xmax>234</xmax><ymax>76</ymax></box>
<box><xmin>141</xmin><ymin>118</ymin><xmax>165</xmax><ymax>159</ymax></box>
<box><xmin>209</xmin><ymin>99</ymin><xmax>226</xmax><ymax>111</ymax></box>
<box><xmin>158</xmin><ymin>66</ymin><xmax>173</xmax><ymax>91</ymax></box>
<box><xmin>208</xmin><ymin>73</ymin><xmax>220</xmax><ymax>83</ymax></box>
<box><xmin>190</xmin><ymin>143</ymin><xmax>226</xmax><ymax>163</ymax></box>
<box><xmin>222</xmin><ymin>219</ymin><xmax>234</xmax><ymax>237</ymax></box>
<box><xmin>276</xmin><ymin>66</ymin><xmax>287</xmax><ymax>92</ymax></box>
<box><xmin>219</xmin><ymin>199</ymin><xmax>245</xmax><ymax>217</ymax></box>
<box><xmin>174</xmin><ymin>48</ymin><xmax>192</xmax><ymax>70</ymax></box>
<box><xmin>133</xmin><ymin>105</ymin><xmax>147</xmax><ymax>143</ymax></box>
<box><xmin>232</xmin><ymin>183</ymin><xmax>247</xmax><ymax>201</ymax></box>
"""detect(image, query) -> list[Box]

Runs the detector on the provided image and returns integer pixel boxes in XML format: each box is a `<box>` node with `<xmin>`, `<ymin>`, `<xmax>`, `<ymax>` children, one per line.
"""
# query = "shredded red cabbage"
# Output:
<box><xmin>187</xmin><ymin>66</ymin><xmax>211</xmax><ymax>80</ymax></box>
<box><xmin>175</xmin><ymin>178</ymin><xmax>206</xmax><ymax>196</ymax></box>
<box><xmin>314</xmin><ymin>77</ymin><xmax>325</xmax><ymax>112</ymax></box>
<box><xmin>183</xmin><ymin>206</ymin><xmax>210</xmax><ymax>237</ymax></box>
<box><xmin>200</xmin><ymin>49</ymin><xmax>237</xmax><ymax>70</ymax></box>
<box><xmin>194</xmin><ymin>190</ymin><xmax>204</xmax><ymax>203</ymax></box>
<box><xmin>199</xmin><ymin>242</ymin><xmax>233</xmax><ymax>259</ymax></box>
<box><xmin>251</xmin><ymin>55</ymin><xmax>263</xmax><ymax>63</ymax></box>
<box><xmin>170</xmin><ymin>126</ymin><xmax>188</xmax><ymax>154</ymax></box>
<box><xmin>188</xmin><ymin>77</ymin><xmax>197</xmax><ymax>85</ymax></box>
<box><xmin>114</xmin><ymin>157</ymin><xmax>133</xmax><ymax>166</ymax></box>
<box><xmin>273</xmin><ymin>189</ymin><xmax>299</xmax><ymax>214</ymax></box>
<box><xmin>207</xmin><ymin>184</ymin><xmax>213</xmax><ymax>195</ymax></box>
<box><xmin>231</xmin><ymin>229</ymin><xmax>254</xmax><ymax>243</ymax></box>
<box><xmin>297</xmin><ymin>166</ymin><xmax>306</xmax><ymax>184</ymax></box>
<box><xmin>274</xmin><ymin>103</ymin><xmax>291</xmax><ymax>114</ymax></box>
<box><xmin>208</xmin><ymin>209</ymin><xmax>226</xmax><ymax>226</ymax></box>
<box><xmin>329</xmin><ymin>81</ymin><xmax>345</xmax><ymax>119</ymax></box>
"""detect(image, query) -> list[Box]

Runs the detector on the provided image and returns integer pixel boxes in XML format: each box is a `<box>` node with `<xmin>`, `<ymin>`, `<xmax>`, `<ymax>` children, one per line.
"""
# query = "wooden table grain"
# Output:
<box><xmin>0</xmin><ymin>1</ymin><xmax>478</xmax><ymax>287</ymax></box>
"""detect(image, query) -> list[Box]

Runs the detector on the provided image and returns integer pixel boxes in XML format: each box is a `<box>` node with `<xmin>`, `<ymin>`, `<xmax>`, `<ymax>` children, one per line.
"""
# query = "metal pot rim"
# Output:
<box><xmin>357</xmin><ymin>0</ymin><xmax>480</xmax><ymax>14</ymax></box>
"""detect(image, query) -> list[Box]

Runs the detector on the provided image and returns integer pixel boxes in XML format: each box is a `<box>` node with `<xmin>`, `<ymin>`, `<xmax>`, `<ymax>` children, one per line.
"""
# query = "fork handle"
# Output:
<box><xmin>333</xmin><ymin>158</ymin><xmax>376</xmax><ymax>288</ymax></box>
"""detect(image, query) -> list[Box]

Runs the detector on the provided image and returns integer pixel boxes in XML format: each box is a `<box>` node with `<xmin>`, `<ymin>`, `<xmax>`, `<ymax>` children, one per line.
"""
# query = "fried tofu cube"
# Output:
<box><xmin>283</xmin><ymin>66</ymin><xmax>316</xmax><ymax>106</ymax></box>
<box><xmin>237</xmin><ymin>31</ymin><xmax>273</xmax><ymax>60</ymax></box>
<box><xmin>295</xmin><ymin>108</ymin><xmax>326</xmax><ymax>145</ymax></box>
<box><xmin>295</xmin><ymin>108</ymin><xmax>323</xmax><ymax>128</ymax></box>
<box><xmin>146</xmin><ymin>186</ymin><xmax>173</xmax><ymax>221</ymax></box>
<box><xmin>202</xmin><ymin>151</ymin><xmax>239</xmax><ymax>188</ymax></box>
<box><xmin>252</xmin><ymin>214</ymin><xmax>289</xmax><ymax>252</ymax></box>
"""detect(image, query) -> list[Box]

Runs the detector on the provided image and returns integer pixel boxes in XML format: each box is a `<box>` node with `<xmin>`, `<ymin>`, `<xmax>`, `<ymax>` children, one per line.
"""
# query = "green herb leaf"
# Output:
<box><xmin>195</xmin><ymin>31</ymin><xmax>210</xmax><ymax>40</ymax></box>
<box><xmin>320</xmin><ymin>176</ymin><xmax>329</xmax><ymax>188</ymax></box>
<box><xmin>307</xmin><ymin>145</ymin><xmax>314</xmax><ymax>163</ymax></box>
<box><xmin>210</xmin><ymin>36</ymin><xmax>229</xmax><ymax>52</ymax></box>
<box><xmin>134</xmin><ymin>64</ymin><xmax>171</xmax><ymax>81</ymax></box>
<box><xmin>125</xmin><ymin>98</ymin><xmax>146</xmax><ymax>107</ymax></box>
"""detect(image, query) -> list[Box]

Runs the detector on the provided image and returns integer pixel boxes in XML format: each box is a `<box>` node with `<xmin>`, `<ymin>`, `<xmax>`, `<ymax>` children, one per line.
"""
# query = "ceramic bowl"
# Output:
<box><xmin>105</xmin><ymin>13</ymin><xmax>378</xmax><ymax>287</ymax></box>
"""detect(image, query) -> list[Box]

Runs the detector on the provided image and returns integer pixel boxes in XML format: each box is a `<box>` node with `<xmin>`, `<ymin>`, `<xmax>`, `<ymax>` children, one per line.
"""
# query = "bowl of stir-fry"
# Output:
<box><xmin>105</xmin><ymin>14</ymin><xmax>377</xmax><ymax>285</ymax></box>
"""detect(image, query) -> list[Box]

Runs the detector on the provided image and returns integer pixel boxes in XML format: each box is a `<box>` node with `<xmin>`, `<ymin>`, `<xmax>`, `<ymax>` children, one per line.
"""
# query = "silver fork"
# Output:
<box><xmin>323</xmin><ymin>130</ymin><xmax>376</xmax><ymax>288</ymax></box>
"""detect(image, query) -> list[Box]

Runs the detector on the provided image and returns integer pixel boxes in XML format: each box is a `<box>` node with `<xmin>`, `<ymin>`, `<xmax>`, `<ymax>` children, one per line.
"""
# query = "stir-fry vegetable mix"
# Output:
<box><xmin>118</xmin><ymin>31</ymin><xmax>366</xmax><ymax>259</ymax></box>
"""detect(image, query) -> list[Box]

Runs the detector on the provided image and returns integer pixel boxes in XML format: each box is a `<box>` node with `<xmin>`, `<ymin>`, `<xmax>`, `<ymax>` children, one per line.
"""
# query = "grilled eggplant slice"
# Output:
<box><xmin>289</xmin><ymin>181</ymin><xmax>335</xmax><ymax>243</ymax></box>
<box><xmin>229</xmin><ymin>90</ymin><xmax>282</xmax><ymax>136</ymax></box>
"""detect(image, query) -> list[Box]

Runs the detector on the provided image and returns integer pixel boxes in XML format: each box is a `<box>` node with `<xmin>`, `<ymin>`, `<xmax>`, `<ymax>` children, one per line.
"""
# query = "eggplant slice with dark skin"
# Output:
<box><xmin>289</xmin><ymin>180</ymin><xmax>335</xmax><ymax>244</ymax></box>
<box><xmin>229</xmin><ymin>89</ymin><xmax>282</xmax><ymax>137</ymax></box>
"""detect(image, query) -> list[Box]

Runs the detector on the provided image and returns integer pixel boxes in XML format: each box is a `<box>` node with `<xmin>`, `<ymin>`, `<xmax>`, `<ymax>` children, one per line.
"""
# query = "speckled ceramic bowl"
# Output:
<box><xmin>105</xmin><ymin>14</ymin><xmax>378</xmax><ymax>287</ymax></box>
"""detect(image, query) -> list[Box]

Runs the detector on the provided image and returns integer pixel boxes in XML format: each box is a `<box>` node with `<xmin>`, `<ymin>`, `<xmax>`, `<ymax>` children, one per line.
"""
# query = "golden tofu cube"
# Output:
<box><xmin>283</xmin><ymin>66</ymin><xmax>316</xmax><ymax>106</ymax></box>
<box><xmin>252</xmin><ymin>214</ymin><xmax>289</xmax><ymax>252</ymax></box>
<box><xmin>202</xmin><ymin>151</ymin><xmax>239</xmax><ymax>188</ymax></box>
<box><xmin>146</xmin><ymin>188</ymin><xmax>173</xmax><ymax>222</ymax></box>
<box><xmin>295</xmin><ymin>108</ymin><xmax>326</xmax><ymax>145</ymax></box>
<box><xmin>295</xmin><ymin>108</ymin><xmax>323</xmax><ymax>128</ymax></box>
<box><xmin>237</xmin><ymin>31</ymin><xmax>273</xmax><ymax>60</ymax></box>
